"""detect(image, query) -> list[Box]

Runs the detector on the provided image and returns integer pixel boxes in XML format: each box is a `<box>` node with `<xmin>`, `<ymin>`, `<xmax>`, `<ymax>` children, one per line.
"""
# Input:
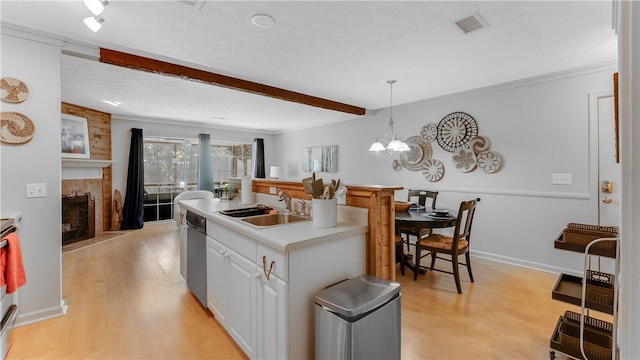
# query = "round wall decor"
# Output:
<box><xmin>452</xmin><ymin>148</ymin><xmax>477</xmax><ymax>172</ymax></box>
<box><xmin>1</xmin><ymin>77</ymin><xmax>29</xmax><ymax>103</ymax></box>
<box><xmin>469</xmin><ymin>135</ymin><xmax>490</xmax><ymax>154</ymax></box>
<box><xmin>436</xmin><ymin>112</ymin><xmax>478</xmax><ymax>152</ymax></box>
<box><xmin>420</xmin><ymin>123</ymin><xmax>437</xmax><ymax>142</ymax></box>
<box><xmin>1</xmin><ymin>111</ymin><xmax>35</xmax><ymax>144</ymax></box>
<box><xmin>477</xmin><ymin>150</ymin><xmax>503</xmax><ymax>173</ymax></box>
<box><xmin>421</xmin><ymin>158</ymin><xmax>444</xmax><ymax>182</ymax></box>
<box><xmin>400</xmin><ymin>136</ymin><xmax>432</xmax><ymax>171</ymax></box>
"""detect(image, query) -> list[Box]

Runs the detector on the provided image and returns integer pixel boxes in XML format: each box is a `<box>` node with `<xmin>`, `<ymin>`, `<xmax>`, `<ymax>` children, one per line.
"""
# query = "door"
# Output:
<box><xmin>206</xmin><ymin>236</ymin><xmax>227</xmax><ymax>325</ymax></box>
<box><xmin>596</xmin><ymin>94</ymin><xmax>621</xmax><ymax>227</ymax></box>
<box><xmin>257</xmin><ymin>275</ymin><xmax>288</xmax><ymax>359</ymax></box>
<box><xmin>227</xmin><ymin>249</ymin><xmax>259</xmax><ymax>359</ymax></box>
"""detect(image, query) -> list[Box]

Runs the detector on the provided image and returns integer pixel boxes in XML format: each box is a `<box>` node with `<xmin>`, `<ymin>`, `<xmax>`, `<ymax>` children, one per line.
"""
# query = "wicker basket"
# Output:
<box><xmin>554</xmin><ymin>223</ymin><xmax>618</xmax><ymax>258</ymax></box>
<box><xmin>551</xmin><ymin>311</ymin><xmax>613</xmax><ymax>360</ymax></box>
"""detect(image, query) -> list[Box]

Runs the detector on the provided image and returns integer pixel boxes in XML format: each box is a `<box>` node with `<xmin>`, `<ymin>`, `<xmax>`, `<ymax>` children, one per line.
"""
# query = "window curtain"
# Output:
<box><xmin>121</xmin><ymin>128</ymin><xmax>144</xmax><ymax>230</ymax></box>
<box><xmin>253</xmin><ymin>138</ymin><xmax>265</xmax><ymax>178</ymax></box>
<box><xmin>198</xmin><ymin>133</ymin><xmax>215</xmax><ymax>192</ymax></box>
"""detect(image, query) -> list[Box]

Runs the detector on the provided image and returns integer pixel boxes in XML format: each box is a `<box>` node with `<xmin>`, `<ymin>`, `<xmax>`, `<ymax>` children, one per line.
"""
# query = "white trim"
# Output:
<box><xmin>400</xmin><ymin>62</ymin><xmax>618</xmax><ymax>110</ymax></box>
<box><xmin>14</xmin><ymin>299</ymin><xmax>67</xmax><ymax>327</ymax></box>
<box><xmin>111</xmin><ymin>114</ymin><xmax>278</xmax><ymax>136</ymax></box>
<box><xmin>422</xmin><ymin>186</ymin><xmax>590</xmax><ymax>200</ymax></box>
<box><xmin>471</xmin><ymin>250</ymin><xmax>582</xmax><ymax>277</ymax></box>
<box><xmin>0</xmin><ymin>22</ymin><xmax>64</xmax><ymax>47</ymax></box>
<box><xmin>588</xmin><ymin>92</ymin><xmax>615</xmax><ymax>225</ymax></box>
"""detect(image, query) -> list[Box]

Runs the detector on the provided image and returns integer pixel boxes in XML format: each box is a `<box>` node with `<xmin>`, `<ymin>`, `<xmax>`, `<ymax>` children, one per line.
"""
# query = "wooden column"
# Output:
<box><xmin>252</xmin><ymin>180</ymin><xmax>402</xmax><ymax>281</ymax></box>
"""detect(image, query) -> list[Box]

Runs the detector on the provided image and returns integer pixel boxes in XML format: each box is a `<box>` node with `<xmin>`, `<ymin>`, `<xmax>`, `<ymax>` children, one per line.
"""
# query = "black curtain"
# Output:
<box><xmin>253</xmin><ymin>138</ymin><xmax>265</xmax><ymax>178</ymax></box>
<box><xmin>121</xmin><ymin>128</ymin><xmax>144</xmax><ymax>230</ymax></box>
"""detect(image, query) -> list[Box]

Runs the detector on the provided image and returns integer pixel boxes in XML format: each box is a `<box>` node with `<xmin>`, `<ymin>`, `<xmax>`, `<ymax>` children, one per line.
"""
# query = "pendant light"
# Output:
<box><xmin>368</xmin><ymin>80</ymin><xmax>410</xmax><ymax>154</ymax></box>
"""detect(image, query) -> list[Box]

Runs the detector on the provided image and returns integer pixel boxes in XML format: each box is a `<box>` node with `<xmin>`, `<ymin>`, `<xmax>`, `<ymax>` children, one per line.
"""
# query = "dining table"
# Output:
<box><xmin>395</xmin><ymin>206</ymin><xmax>458</xmax><ymax>273</ymax></box>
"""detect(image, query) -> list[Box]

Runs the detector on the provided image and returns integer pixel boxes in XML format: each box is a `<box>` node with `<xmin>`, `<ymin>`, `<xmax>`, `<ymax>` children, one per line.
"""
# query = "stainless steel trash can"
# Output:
<box><xmin>315</xmin><ymin>274</ymin><xmax>401</xmax><ymax>359</ymax></box>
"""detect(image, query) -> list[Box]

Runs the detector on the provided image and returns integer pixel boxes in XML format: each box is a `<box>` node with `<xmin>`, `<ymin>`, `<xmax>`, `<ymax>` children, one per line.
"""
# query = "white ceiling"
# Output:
<box><xmin>1</xmin><ymin>1</ymin><xmax>618</xmax><ymax>133</ymax></box>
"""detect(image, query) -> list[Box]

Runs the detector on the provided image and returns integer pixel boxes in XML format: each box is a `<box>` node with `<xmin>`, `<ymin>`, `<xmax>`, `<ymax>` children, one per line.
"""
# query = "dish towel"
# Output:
<box><xmin>1</xmin><ymin>232</ymin><xmax>27</xmax><ymax>294</ymax></box>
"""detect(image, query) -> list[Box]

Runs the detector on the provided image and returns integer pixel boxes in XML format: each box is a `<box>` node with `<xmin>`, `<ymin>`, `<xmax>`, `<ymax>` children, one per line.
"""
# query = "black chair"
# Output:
<box><xmin>395</xmin><ymin>235</ymin><xmax>405</xmax><ymax>275</ymax></box>
<box><xmin>398</xmin><ymin>190</ymin><xmax>438</xmax><ymax>252</ymax></box>
<box><xmin>413</xmin><ymin>198</ymin><xmax>480</xmax><ymax>294</ymax></box>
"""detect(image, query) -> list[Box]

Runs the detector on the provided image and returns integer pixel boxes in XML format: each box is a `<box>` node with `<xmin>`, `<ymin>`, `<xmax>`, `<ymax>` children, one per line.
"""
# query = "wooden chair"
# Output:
<box><xmin>413</xmin><ymin>198</ymin><xmax>480</xmax><ymax>294</ymax></box>
<box><xmin>395</xmin><ymin>235</ymin><xmax>405</xmax><ymax>275</ymax></box>
<box><xmin>398</xmin><ymin>190</ymin><xmax>438</xmax><ymax>252</ymax></box>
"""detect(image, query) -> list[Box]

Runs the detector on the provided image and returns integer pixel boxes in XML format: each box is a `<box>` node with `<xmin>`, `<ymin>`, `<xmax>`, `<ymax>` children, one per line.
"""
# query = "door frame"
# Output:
<box><xmin>588</xmin><ymin>91</ymin><xmax>615</xmax><ymax>225</ymax></box>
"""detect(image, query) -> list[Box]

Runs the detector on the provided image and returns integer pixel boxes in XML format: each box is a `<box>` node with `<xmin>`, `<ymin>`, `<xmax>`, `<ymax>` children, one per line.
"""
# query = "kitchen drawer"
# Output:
<box><xmin>207</xmin><ymin>221</ymin><xmax>256</xmax><ymax>262</ymax></box>
<box><xmin>0</xmin><ymin>286</ymin><xmax>13</xmax><ymax>322</ymax></box>
<box><xmin>258</xmin><ymin>244</ymin><xmax>287</xmax><ymax>282</ymax></box>
<box><xmin>0</xmin><ymin>305</ymin><xmax>17</xmax><ymax>360</ymax></box>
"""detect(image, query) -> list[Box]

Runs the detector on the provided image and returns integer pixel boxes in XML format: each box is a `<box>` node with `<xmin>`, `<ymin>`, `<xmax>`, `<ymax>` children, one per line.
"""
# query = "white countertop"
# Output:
<box><xmin>179</xmin><ymin>198</ymin><xmax>368</xmax><ymax>253</ymax></box>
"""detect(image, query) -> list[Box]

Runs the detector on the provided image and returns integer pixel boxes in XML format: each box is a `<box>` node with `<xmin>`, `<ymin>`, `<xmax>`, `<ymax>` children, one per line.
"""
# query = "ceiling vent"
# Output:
<box><xmin>453</xmin><ymin>12</ymin><xmax>488</xmax><ymax>34</ymax></box>
<box><xmin>176</xmin><ymin>0</ymin><xmax>204</xmax><ymax>10</ymax></box>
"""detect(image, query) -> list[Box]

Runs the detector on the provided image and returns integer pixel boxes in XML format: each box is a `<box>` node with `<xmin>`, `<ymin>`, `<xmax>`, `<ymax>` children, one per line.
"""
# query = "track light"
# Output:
<box><xmin>84</xmin><ymin>0</ymin><xmax>109</xmax><ymax>16</ymax></box>
<box><xmin>84</xmin><ymin>16</ymin><xmax>104</xmax><ymax>32</ymax></box>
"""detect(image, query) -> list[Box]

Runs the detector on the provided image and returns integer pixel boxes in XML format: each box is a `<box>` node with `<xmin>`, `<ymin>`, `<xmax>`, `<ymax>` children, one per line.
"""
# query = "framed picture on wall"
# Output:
<box><xmin>61</xmin><ymin>113</ymin><xmax>90</xmax><ymax>158</ymax></box>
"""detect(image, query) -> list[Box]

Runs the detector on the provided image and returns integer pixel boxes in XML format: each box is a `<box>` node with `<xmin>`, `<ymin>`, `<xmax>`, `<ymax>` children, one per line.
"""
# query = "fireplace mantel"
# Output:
<box><xmin>62</xmin><ymin>159</ymin><xmax>116</xmax><ymax>180</ymax></box>
<box><xmin>61</xmin><ymin>159</ymin><xmax>115</xmax><ymax>168</ymax></box>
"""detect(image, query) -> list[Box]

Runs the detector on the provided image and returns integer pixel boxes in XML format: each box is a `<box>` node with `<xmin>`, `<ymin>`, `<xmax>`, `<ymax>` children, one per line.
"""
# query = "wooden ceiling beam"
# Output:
<box><xmin>99</xmin><ymin>48</ymin><xmax>366</xmax><ymax>116</ymax></box>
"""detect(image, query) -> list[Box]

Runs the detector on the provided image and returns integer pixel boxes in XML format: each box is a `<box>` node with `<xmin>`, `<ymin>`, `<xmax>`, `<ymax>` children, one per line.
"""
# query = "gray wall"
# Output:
<box><xmin>0</xmin><ymin>29</ymin><xmax>66</xmax><ymax>324</ymax></box>
<box><xmin>274</xmin><ymin>64</ymin><xmax>617</xmax><ymax>275</ymax></box>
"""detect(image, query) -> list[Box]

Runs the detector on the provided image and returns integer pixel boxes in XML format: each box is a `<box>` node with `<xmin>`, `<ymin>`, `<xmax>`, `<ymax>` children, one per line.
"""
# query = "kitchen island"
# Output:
<box><xmin>179</xmin><ymin>198</ymin><xmax>368</xmax><ymax>359</ymax></box>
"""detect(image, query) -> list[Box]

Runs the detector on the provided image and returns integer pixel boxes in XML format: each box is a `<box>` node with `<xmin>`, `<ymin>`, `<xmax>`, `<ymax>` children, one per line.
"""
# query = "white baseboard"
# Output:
<box><xmin>471</xmin><ymin>250</ymin><xmax>582</xmax><ymax>277</ymax></box>
<box><xmin>14</xmin><ymin>299</ymin><xmax>67</xmax><ymax>327</ymax></box>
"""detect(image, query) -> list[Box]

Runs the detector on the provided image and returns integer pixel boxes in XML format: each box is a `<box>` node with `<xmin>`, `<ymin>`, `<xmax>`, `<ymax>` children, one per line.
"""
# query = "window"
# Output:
<box><xmin>142</xmin><ymin>137</ymin><xmax>252</xmax><ymax>222</ymax></box>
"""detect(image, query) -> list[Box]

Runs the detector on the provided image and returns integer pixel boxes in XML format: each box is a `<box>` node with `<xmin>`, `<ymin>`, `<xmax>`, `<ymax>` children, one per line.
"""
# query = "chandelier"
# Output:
<box><xmin>368</xmin><ymin>80</ymin><xmax>410</xmax><ymax>154</ymax></box>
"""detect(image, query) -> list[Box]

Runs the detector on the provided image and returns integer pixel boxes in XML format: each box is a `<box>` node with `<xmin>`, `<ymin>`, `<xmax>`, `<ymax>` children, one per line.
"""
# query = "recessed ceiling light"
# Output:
<box><xmin>101</xmin><ymin>100</ymin><xmax>121</xmax><ymax>106</ymax></box>
<box><xmin>251</xmin><ymin>14</ymin><xmax>275</xmax><ymax>28</ymax></box>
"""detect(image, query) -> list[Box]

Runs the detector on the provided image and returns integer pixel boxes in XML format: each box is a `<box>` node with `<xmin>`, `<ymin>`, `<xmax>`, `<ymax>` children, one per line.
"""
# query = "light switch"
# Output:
<box><xmin>26</xmin><ymin>183</ymin><xmax>47</xmax><ymax>198</ymax></box>
<box><xmin>552</xmin><ymin>173</ymin><xmax>572</xmax><ymax>185</ymax></box>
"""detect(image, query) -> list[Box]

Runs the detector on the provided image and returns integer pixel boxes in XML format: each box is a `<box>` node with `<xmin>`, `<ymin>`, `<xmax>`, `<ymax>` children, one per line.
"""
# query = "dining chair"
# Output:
<box><xmin>398</xmin><ymin>190</ymin><xmax>439</xmax><ymax>252</ymax></box>
<box><xmin>395</xmin><ymin>234</ymin><xmax>405</xmax><ymax>275</ymax></box>
<box><xmin>413</xmin><ymin>197</ymin><xmax>480</xmax><ymax>294</ymax></box>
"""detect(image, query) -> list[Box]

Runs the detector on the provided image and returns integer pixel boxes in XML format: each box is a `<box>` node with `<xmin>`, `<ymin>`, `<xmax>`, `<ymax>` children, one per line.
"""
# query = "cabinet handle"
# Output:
<box><xmin>223</xmin><ymin>251</ymin><xmax>230</xmax><ymax>259</ymax></box>
<box><xmin>219</xmin><ymin>249</ymin><xmax>226</xmax><ymax>255</ymax></box>
<box><xmin>254</xmin><ymin>272</ymin><xmax>262</xmax><ymax>279</ymax></box>
<box><xmin>262</xmin><ymin>256</ymin><xmax>275</xmax><ymax>280</ymax></box>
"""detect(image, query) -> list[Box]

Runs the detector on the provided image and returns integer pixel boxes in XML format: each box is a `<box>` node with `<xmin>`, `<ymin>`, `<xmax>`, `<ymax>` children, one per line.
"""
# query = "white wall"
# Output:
<box><xmin>0</xmin><ymin>29</ymin><xmax>66</xmax><ymax>324</ymax></box>
<box><xmin>110</xmin><ymin>117</ymin><xmax>277</xmax><ymax>198</ymax></box>
<box><xmin>275</xmin><ymin>64</ymin><xmax>617</xmax><ymax>275</ymax></box>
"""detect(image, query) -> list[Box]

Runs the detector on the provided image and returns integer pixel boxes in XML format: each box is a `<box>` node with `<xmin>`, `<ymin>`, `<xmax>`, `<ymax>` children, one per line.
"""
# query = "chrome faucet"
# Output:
<box><xmin>295</xmin><ymin>199</ymin><xmax>307</xmax><ymax>215</ymax></box>
<box><xmin>278</xmin><ymin>190</ymin><xmax>292</xmax><ymax>212</ymax></box>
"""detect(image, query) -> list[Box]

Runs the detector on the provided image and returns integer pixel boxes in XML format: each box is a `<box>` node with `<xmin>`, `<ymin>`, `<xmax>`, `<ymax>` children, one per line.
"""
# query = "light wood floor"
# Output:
<box><xmin>8</xmin><ymin>223</ymin><xmax>578</xmax><ymax>359</ymax></box>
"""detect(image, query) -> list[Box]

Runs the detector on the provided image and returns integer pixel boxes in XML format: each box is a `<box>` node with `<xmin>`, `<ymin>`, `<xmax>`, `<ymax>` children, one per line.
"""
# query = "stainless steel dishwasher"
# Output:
<box><xmin>186</xmin><ymin>210</ymin><xmax>207</xmax><ymax>306</ymax></box>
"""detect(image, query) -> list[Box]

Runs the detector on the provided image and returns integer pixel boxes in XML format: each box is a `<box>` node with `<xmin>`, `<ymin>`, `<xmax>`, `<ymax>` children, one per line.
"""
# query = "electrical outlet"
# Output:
<box><xmin>26</xmin><ymin>183</ymin><xmax>47</xmax><ymax>198</ymax></box>
<box><xmin>269</xmin><ymin>186</ymin><xmax>277</xmax><ymax>194</ymax></box>
<box><xmin>552</xmin><ymin>173</ymin><xmax>572</xmax><ymax>185</ymax></box>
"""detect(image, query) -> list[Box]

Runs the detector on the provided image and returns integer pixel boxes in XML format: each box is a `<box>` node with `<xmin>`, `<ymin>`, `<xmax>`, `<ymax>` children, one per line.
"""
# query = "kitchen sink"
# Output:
<box><xmin>218</xmin><ymin>205</ymin><xmax>273</xmax><ymax>218</ymax></box>
<box><xmin>241</xmin><ymin>213</ymin><xmax>310</xmax><ymax>227</ymax></box>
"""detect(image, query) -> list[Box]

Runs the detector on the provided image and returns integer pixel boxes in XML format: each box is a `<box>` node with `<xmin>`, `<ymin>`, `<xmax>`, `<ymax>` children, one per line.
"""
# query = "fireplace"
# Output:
<box><xmin>62</xmin><ymin>192</ymin><xmax>95</xmax><ymax>245</ymax></box>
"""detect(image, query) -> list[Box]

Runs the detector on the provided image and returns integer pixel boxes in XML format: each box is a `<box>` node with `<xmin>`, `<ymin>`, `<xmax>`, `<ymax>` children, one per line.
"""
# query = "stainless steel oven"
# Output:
<box><xmin>0</xmin><ymin>219</ymin><xmax>18</xmax><ymax>359</ymax></box>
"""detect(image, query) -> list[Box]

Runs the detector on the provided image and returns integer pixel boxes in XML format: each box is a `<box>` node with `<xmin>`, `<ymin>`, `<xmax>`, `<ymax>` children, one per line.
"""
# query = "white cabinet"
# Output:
<box><xmin>206</xmin><ymin>219</ymin><xmax>365</xmax><ymax>359</ymax></box>
<box><xmin>206</xmin><ymin>236</ymin><xmax>259</xmax><ymax>358</ymax></box>
<box><xmin>206</xmin><ymin>237</ymin><xmax>227</xmax><ymax>325</ymax></box>
<box><xmin>257</xmin><ymin>271</ymin><xmax>287</xmax><ymax>359</ymax></box>
<box><xmin>226</xmin><ymin>248</ymin><xmax>259</xmax><ymax>359</ymax></box>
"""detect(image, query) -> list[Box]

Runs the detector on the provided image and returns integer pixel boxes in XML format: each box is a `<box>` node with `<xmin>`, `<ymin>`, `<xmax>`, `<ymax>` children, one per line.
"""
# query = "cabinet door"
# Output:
<box><xmin>206</xmin><ymin>236</ymin><xmax>227</xmax><ymax>326</ymax></box>
<box><xmin>257</xmin><ymin>275</ymin><xmax>288</xmax><ymax>359</ymax></box>
<box><xmin>227</xmin><ymin>249</ymin><xmax>259</xmax><ymax>359</ymax></box>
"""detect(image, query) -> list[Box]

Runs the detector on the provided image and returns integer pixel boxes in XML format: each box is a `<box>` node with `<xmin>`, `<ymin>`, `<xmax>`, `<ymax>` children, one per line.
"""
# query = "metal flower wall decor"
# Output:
<box><xmin>392</xmin><ymin>111</ymin><xmax>503</xmax><ymax>181</ymax></box>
